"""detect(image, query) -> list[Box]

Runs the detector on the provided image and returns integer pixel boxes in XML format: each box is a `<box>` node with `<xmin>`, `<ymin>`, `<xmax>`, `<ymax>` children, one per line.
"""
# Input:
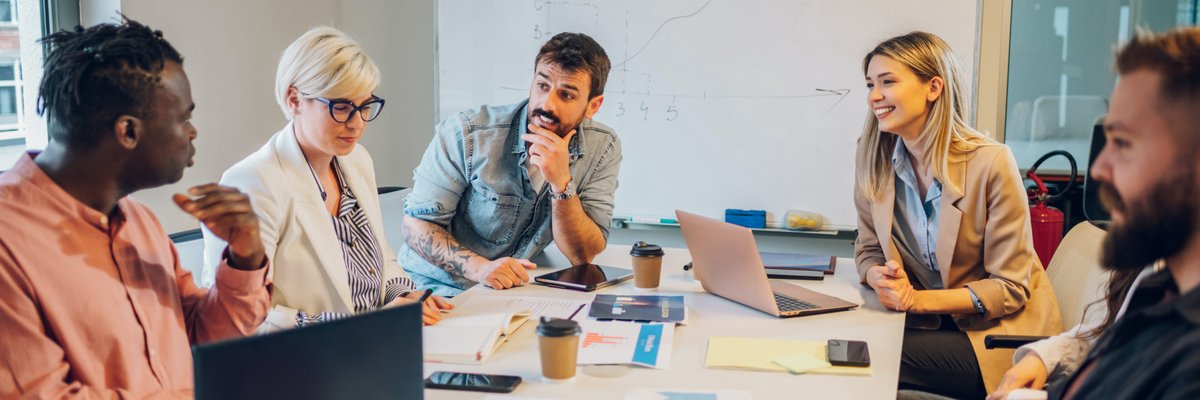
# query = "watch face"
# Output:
<box><xmin>550</xmin><ymin>180</ymin><xmax>575</xmax><ymax>200</ymax></box>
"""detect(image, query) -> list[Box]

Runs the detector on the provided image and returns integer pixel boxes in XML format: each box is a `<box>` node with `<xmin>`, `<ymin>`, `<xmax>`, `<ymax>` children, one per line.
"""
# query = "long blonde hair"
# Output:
<box><xmin>855</xmin><ymin>31</ymin><xmax>994</xmax><ymax>200</ymax></box>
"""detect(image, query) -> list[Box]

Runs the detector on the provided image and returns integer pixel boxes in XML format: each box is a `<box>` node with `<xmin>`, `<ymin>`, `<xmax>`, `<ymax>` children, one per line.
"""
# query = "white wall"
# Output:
<box><xmin>340</xmin><ymin>0</ymin><xmax>437</xmax><ymax>194</ymax></box>
<box><xmin>80</xmin><ymin>0</ymin><xmax>120</xmax><ymax>25</ymax></box>
<box><xmin>108</xmin><ymin>0</ymin><xmax>436</xmax><ymax>234</ymax></box>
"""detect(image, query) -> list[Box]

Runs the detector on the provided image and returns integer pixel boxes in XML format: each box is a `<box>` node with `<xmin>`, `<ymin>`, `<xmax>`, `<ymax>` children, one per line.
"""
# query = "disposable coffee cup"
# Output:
<box><xmin>537</xmin><ymin>317</ymin><xmax>581</xmax><ymax>382</ymax></box>
<box><xmin>630</xmin><ymin>241</ymin><xmax>666</xmax><ymax>290</ymax></box>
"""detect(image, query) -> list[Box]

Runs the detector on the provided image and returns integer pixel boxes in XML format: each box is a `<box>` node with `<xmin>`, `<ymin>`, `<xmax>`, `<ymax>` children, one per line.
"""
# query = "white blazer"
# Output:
<box><xmin>201</xmin><ymin>123</ymin><xmax>412</xmax><ymax>333</ymax></box>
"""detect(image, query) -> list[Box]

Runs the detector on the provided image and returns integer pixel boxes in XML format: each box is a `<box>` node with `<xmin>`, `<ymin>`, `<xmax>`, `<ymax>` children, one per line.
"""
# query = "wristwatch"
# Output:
<box><xmin>548</xmin><ymin>179</ymin><xmax>576</xmax><ymax>200</ymax></box>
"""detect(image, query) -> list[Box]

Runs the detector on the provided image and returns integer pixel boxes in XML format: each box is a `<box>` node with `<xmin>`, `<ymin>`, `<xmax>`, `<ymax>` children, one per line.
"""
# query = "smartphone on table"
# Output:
<box><xmin>827</xmin><ymin>339</ymin><xmax>871</xmax><ymax>367</ymax></box>
<box><xmin>424</xmin><ymin>371</ymin><xmax>522</xmax><ymax>393</ymax></box>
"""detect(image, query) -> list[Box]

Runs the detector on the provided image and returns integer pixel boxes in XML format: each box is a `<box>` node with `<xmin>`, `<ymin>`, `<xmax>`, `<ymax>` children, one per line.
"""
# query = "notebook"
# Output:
<box><xmin>759</xmin><ymin>252</ymin><xmax>837</xmax><ymax>274</ymax></box>
<box><xmin>422</xmin><ymin>309</ymin><xmax>530</xmax><ymax>364</ymax></box>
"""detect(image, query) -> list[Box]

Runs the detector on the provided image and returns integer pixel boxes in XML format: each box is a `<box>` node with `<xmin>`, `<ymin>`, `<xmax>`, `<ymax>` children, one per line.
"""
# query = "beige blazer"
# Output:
<box><xmin>854</xmin><ymin>143</ymin><xmax>1064</xmax><ymax>391</ymax></box>
<box><xmin>201</xmin><ymin>124</ymin><xmax>412</xmax><ymax>333</ymax></box>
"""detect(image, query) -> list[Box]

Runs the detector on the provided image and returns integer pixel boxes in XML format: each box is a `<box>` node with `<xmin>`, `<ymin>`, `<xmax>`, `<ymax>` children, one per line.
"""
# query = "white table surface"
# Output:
<box><xmin>423</xmin><ymin>245</ymin><xmax>905</xmax><ymax>400</ymax></box>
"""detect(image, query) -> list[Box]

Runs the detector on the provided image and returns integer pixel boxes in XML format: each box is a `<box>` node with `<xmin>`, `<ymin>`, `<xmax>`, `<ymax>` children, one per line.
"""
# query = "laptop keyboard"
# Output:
<box><xmin>774</xmin><ymin>292</ymin><xmax>819</xmax><ymax>311</ymax></box>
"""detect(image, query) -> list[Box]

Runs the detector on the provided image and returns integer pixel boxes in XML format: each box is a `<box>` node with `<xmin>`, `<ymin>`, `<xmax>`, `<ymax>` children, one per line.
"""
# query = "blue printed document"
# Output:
<box><xmin>577</xmin><ymin>320</ymin><xmax>675</xmax><ymax>369</ymax></box>
<box><xmin>588</xmin><ymin>294</ymin><xmax>687</xmax><ymax>324</ymax></box>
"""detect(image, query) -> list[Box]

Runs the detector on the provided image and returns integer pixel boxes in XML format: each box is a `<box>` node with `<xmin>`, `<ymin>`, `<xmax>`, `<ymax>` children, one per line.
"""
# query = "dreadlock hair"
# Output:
<box><xmin>38</xmin><ymin>16</ymin><xmax>182</xmax><ymax>150</ymax></box>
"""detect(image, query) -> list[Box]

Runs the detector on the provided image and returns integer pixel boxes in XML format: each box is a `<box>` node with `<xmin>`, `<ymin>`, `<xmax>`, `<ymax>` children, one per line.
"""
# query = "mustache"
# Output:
<box><xmin>530</xmin><ymin>108</ymin><xmax>560</xmax><ymax>124</ymax></box>
<box><xmin>1098</xmin><ymin>182</ymin><xmax>1125</xmax><ymax>213</ymax></box>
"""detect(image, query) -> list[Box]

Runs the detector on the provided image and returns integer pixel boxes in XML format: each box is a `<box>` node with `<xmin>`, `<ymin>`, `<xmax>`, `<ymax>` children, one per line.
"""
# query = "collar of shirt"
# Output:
<box><xmin>1128</xmin><ymin>266</ymin><xmax>1200</xmax><ymax>325</ymax></box>
<box><xmin>12</xmin><ymin>151</ymin><xmax>129</xmax><ymax>233</ymax></box>
<box><xmin>331</xmin><ymin>159</ymin><xmax>361</xmax><ymax>220</ymax></box>
<box><xmin>891</xmin><ymin>140</ymin><xmax>943</xmax><ymax>203</ymax></box>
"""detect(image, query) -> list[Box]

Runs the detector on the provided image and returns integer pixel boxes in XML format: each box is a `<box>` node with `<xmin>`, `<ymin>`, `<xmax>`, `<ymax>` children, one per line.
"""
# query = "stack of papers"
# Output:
<box><xmin>758</xmin><ymin>252</ymin><xmax>836</xmax><ymax>274</ymax></box>
<box><xmin>704</xmin><ymin>337</ymin><xmax>871</xmax><ymax>376</ymax></box>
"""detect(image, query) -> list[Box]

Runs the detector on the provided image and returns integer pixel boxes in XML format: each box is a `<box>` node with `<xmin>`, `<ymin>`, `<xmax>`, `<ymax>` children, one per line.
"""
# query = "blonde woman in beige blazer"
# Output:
<box><xmin>855</xmin><ymin>32</ymin><xmax>1063</xmax><ymax>398</ymax></box>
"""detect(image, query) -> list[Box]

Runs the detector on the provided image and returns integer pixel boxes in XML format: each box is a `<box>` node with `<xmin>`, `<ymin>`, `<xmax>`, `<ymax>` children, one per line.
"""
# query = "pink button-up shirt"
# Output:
<box><xmin>0</xmin><ymin>153</ymin><xmax>271</xmax><ymax>398</ymax></box>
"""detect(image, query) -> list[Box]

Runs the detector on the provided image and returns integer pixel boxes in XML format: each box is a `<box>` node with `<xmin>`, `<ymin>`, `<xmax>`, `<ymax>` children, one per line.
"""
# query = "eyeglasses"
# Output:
<box><xmin>303</xmin><ymin>92</ymin><xmax>386</xmax><ymax>123</ymax></box>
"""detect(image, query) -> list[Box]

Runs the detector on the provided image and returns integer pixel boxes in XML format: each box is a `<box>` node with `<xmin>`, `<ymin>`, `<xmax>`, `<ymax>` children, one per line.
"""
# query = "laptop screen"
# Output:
<box><xmin>192</xmin><ymin>303</ymin><xmax>424</xmax><ymax>400</ymax></box>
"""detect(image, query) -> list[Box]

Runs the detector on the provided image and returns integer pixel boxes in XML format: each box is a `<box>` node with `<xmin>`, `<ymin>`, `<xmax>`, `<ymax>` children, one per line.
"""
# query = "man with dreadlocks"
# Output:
<box><xmin>0</xmin><ymin>18</ymin><xmax>270</xmax><ymax>398</ymax></box>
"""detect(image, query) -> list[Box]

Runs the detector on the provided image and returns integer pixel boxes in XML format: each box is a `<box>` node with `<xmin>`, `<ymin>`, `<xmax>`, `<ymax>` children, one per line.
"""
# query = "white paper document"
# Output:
<box><xmin>453</xmin><ymin>295</ymin><xmax>589</xmax><ymax>320</ymax></box>
<box><xmin>576</xmin><ymin>320</ymin><xmax>674</xmax><ymax>369</ymax></box>
<box><xmin>625</xmin><ymin>388</ymin><xmax>752</xmax><ymax>400</ymax></box>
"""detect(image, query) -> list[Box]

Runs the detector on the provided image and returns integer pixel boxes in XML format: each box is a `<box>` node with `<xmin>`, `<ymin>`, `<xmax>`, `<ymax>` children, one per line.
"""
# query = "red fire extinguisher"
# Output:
<box><xmin>1027</xmin><ymin>150</ymin><xmax>1077</xmax><ymax>269</ymax></box>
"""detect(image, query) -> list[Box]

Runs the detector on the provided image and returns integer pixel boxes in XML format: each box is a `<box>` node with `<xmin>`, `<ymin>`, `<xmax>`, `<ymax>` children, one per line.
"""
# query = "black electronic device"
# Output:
<box><xmin>533</xmin><ymin>263</ymin><xmax>633</xmax><ymax>291</ymax></box>
<box><xmin>827</xmin><ymin>339</ymin><xmax>871</xmax><ymax>367</ymax></box>
<box><xmin>424</xmin><ymin>371</ymin><xmax>522</xmax><ymax>393</ymax></box>
<box><xmin>193</xmin><ymin>303</ymin><xmax>423</xmax><ymax>400</ymax></box>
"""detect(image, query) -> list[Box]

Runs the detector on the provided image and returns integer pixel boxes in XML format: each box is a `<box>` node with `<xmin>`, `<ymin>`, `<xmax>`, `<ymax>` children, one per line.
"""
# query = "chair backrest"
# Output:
<box><xmin>1030</xmin><ymin>95</ymin><xmax>1108</xmax><ymax>141</ymax></box>
<box><xmin>379</xmin><ymin>187</ymin><xmax>411</xmax><ymax>253</ymax></box>
<box><xmin>170</xmin><ymin>228</ymin><xmax>209</xmax><ymax>287</ymax></box>
<box><xmin>1045</xmin><ymin>221</ymin><xmax>1110</xmax><ymax>331</ymax></box>
<box><xmin>1083</xmin><ymin>116</ymin><xmax>1111</xmax><ymax>223</ymax></box>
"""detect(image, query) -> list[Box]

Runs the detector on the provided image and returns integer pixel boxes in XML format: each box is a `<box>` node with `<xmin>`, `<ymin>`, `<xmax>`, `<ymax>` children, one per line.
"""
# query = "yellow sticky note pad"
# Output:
<box><xmin>705</xmin><ymin>337</ymin><xmax>872</xmax><ymax>376</ymax></box>
<box><xmin>772</xmin><ymin>352</ymin><xmax>832</xmax><ymax>374</ymax></box>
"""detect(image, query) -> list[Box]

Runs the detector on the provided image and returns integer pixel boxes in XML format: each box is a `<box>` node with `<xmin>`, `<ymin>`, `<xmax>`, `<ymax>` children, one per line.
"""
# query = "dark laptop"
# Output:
<box><xmin>193</xmin><ymin>303</ymin><xmax>424</xmax><ymax>400</ymax></box>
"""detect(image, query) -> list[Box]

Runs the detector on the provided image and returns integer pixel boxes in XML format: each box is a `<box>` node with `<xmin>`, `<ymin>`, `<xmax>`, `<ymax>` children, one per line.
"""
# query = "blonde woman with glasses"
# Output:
<box><xmin>201</xmin><ymin>26</ymin><xmax>451</xmax><ymax>332</ymax></box>
<box><xmin>853</xmin><ymin>31</ymin><xmax>1062</xmax><ymax>398</ymax></box>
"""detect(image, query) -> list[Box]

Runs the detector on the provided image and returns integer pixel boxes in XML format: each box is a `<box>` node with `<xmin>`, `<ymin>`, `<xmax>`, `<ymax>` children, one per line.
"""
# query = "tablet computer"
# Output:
<box><xmin>533</xmin><ymin>264</ymin><xmax>633</xmax><ymax>292</ymax></box>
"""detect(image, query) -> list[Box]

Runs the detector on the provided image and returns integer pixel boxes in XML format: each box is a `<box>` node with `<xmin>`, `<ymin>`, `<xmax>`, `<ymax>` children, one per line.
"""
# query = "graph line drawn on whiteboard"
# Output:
<box><xmin>610</xmin><ymin>0</ymin><xmax>714</xmax><ymax>68</ymax></box>
<box><xmin>816</xmin><ymin>88</ymin><xmax>852</xmax><ymax>112</ymax></box>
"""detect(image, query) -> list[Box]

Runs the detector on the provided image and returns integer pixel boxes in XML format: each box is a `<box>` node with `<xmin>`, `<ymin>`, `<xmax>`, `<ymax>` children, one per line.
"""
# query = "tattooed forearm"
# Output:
<box><xmin>403</xmin><ymin>215</ymin><xmax>479</xmax><ymax>284</ymax></box>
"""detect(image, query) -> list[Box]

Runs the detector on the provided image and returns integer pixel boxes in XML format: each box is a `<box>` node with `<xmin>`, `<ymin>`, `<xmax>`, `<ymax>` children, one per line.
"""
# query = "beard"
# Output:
<box><xmin>529</xmin><ymin>107</ymin><xmax>581</xmax><ymax>137</ymax></box>
<box><xmin>1099</xmin><ymin>166</ymin><xmax>1198</xmax><ymax>271</ymax></box>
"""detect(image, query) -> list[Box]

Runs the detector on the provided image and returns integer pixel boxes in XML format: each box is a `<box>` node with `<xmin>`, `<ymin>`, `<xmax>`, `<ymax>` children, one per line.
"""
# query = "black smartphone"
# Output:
<box><xmin>827</xmin><ymin>339</ymin><xmax>871</xmax><ymax>367</ymax></box>
<box><xmin>424</xmin><ymin>371</ymin><xmax>522</xmax><ymax>393</ymax></box>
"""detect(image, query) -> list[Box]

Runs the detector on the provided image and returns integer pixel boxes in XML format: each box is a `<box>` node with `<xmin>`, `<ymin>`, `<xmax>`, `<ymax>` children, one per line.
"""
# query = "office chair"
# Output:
<box><xmin>985</xmin><ymin>221</ymin><xmax>1109</xmax><ymax>349</ymax></box>
<box><xmin>1083</xmin><ymin>117</ymin><xmax>1111</xmax><ymax>224</ymax></box>
<box><xmin>379</xmin><ymin>187</ymin><xmax>412</xmax><ymax>253</ymax></box>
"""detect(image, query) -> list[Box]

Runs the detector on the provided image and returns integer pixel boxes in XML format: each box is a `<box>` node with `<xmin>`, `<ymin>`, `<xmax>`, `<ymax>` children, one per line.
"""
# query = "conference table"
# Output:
<box><xmin>423</xmin><ymin>245</ymin><xmax>905</xmax><ymax>399</ymax></box>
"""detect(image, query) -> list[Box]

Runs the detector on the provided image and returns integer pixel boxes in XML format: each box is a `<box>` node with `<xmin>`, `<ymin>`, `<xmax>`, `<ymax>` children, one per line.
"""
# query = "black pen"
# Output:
<box><xmin>416</xmin><ymin>288</ymin><xmax>434</xmax><ymax>304</ymax></box>
<box><xmin>567</xmin><ymin>303</ymin><xmax>587</xmax><ymax>320</ymax></box>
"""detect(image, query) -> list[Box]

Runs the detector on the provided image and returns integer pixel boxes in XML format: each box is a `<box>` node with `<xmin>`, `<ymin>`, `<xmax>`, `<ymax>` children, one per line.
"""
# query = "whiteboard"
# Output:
<box><xmin>437</xmin><ymin>0</ymin><xmax>980</xmax><ymax>230</ymax></box>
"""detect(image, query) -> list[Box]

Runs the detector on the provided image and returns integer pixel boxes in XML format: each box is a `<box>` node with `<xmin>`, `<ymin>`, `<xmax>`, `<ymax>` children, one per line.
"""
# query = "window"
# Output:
<box><xmin>0</xmin><ymin>0</ymin><xmax>77</xmax><ymax>170</ymax></box>
<box><xmin>0</xmin><ymin>0</ymin><xmax>21</xmax><ymax>168</ymax></box>
<box><xmin>0</xmin><ymin>1</ymin><xmax>14</xmax><ymax>24</ymax></box>
<box><xmin>1004</xmin><ymin>0</ymin><xmax>1198</xmax><ymax>173</ymax></box>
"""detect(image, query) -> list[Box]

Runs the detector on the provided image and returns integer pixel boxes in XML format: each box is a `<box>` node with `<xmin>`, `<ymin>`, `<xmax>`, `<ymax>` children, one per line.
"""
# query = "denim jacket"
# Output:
<box><xmin>400</xmin><ymin>100</ymin><xmax>622</xmax><ymax>296</ymax></box>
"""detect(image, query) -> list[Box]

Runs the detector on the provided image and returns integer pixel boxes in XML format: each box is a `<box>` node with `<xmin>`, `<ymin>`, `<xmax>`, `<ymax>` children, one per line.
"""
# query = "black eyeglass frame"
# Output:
<box><xmin>302</xmin><ymin>92</ymin><xmax>386</xmax><ymax>123</ymax></box>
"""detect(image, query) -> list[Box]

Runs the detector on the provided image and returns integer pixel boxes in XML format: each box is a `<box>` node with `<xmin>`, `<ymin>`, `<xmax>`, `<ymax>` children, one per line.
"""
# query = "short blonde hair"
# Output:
<box><xmin>275</xmin><ymin>26</ymin><xmax>380</xmax><ymax>119</ymax></box>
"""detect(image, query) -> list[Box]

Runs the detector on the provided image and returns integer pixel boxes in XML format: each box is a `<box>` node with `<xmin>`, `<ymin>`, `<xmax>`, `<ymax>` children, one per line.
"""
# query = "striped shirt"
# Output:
<box><xmin>296</xmin><ymin>159</ymin><xmax>415</xmax><ymax>326</ymax></box>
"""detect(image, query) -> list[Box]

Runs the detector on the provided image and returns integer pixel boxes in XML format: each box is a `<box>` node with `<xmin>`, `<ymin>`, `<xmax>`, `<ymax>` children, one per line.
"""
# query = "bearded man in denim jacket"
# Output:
<box><xmin>401</xmin><ymin>33</ymin><xmax>621</xmax><ymax>296</ymax></box>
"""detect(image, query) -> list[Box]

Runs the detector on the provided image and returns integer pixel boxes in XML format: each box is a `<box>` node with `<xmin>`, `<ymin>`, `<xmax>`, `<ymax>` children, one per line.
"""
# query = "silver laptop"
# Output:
<box><xmin>676</xmin><ymin>210</ymin><xmax>858</xmax><ymax>318</ymax></box>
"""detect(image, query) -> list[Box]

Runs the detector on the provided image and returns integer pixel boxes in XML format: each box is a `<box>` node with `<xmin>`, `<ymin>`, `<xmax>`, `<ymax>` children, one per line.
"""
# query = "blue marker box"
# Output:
<box><xmin>725</xmin><ymin>209</ymin><xmax>766</xmax><ymax>229</ymax></box>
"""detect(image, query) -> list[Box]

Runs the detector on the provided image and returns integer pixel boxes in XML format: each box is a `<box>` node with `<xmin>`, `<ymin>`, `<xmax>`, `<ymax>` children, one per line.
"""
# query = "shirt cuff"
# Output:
<box><xmin>215</xmin><ymin>247</ymin><xmax>270</xmax><ymax>294</ymax></box>
<box><xmin>967</xmin><ymin>286</ymin><xmax>987</xmax><ymax>315</ymax></box>
<box><xmin>963</xmin><ymin>279</ymin><xmax>1006</xmax><ymax>320</ymax></box>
